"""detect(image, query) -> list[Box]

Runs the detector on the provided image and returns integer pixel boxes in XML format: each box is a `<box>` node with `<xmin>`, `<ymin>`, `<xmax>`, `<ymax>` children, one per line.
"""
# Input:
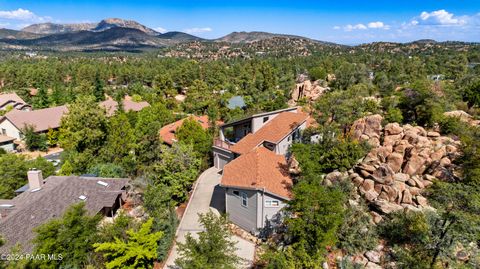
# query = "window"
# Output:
<box><xmin>263</xmin><ymin>116</ymin><xmax>269</xmax><ymax>123</ymax></box>
<box><xmin>241</xmin><ymin>192</ymin><xmax>248</xmax><ymax>207</ymax></box>
<box><xmin>265</xmin><ymin>200</ymin><xmax>280</xmax><ymax>207</ymax></box>
<box><xmin>232</xmin><ymin>190</ymin><xmax>240</xmax><ymax>197</ymax></box>
<box><xmin>1</xmin><ymin>128</ymin><xmax>5</xmax><ymax>135</ymax></box>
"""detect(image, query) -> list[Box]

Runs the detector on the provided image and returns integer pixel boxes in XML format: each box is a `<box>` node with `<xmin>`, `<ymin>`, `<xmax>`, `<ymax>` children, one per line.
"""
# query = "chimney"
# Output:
<box><xmin>28</xmin><ymin>169</ymin><xmax>43</xmax><ymax>190</ymax></box>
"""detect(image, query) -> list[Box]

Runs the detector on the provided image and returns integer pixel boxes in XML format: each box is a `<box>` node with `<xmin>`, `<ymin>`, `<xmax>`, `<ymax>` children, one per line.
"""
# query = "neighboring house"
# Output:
<box><xmin>220</xmin><ymin>147</ymin><xmax>293</xmax><ymax>233</ymax></box>
<box><xmin>100</xmin><ymin>96</ymin><xmax>150</xmax><ymax>116</ymax></box>
<box><xmin>0</xmin><ymin>93</ymin><xmax>31</xmax><ymax>111</ymax></box>
<box><xmin>0</xmin><ymin>170</ymin><xmax>128</xmax><ymax>253</ymax></box>
<box><xmin>214</xmin><ymin>107</ymin><xmax>311</xmax><ymax>233</ymax></box>
<box><xmin>159</xmin><ymin>115</ymin><xmax>217</xmax><ymax>145</ymax></box>
<box><xmin>0</xmin><ymin>105</ymin><xmax>68</xmax><ymax>140</ymax></box>
<box><xmin>0</xmin><ymin>135</ymin><xmax>15</xmax><ymax>152</ymax></box>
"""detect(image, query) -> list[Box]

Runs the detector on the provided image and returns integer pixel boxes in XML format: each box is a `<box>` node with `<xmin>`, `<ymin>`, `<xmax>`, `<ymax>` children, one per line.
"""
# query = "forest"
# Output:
<box><xmin>0</xmin><ymin>40</ymin><xmax>479</xmax><ymax>268</ymax></box>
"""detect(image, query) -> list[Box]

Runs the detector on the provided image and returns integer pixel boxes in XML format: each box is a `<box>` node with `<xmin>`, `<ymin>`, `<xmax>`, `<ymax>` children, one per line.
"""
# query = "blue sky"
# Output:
<box><xmin>0</xmin><ymin>0</ymin><xmax>479</xmax><ymax>44</ymax></box>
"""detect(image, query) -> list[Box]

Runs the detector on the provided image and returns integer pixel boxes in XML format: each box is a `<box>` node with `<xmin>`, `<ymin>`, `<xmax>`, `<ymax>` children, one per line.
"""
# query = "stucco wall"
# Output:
<box><xmin>0</xmin><ymin>119</ymin><xmax>21</xmax><ymax>140</ymax></box>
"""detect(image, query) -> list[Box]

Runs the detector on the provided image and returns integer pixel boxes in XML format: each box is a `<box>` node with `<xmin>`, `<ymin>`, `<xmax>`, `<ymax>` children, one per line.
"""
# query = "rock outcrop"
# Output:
<box><xmin>289</xmin><ymin>79</ymin><xmax>328</xmax><ymax>105</ymax></box>
<box><xmin>443</xmin><ymin>110</ymin><xmax>480</xmax><ymax>126</ymax></box>
<box><xmin>327</xmin><ymin>115</ymin><xmax>461</xmax><ymax>219</ymax></box>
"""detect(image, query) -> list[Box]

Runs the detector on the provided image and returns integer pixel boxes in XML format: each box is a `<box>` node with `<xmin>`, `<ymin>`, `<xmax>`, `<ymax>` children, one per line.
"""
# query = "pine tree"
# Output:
<box><xmin>94</xmin><ymin>218</ymin><xmax>163</xmax><ymax>269</ymax></box>
<box><xmin>175</xmin><ymin>211</ymin><xmax>241</xmax><ymax>269</ymax></box>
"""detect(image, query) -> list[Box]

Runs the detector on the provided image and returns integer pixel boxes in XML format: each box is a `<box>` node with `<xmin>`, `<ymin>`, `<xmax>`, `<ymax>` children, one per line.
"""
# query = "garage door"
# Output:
<box><xmin>215</xmin><ymin>154</ymin><xmax>230</xmax><ymax>170</ymax></box>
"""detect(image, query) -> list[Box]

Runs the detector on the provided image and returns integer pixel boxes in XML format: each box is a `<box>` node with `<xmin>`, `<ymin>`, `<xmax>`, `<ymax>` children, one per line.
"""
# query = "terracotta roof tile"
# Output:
<box><xmin>221</xmin><ymin>147</ymin><xmax>293</xmax><ymax>199</ymax></box>
<box><xmin>2</xmin><ymin>105</ymin><xmax>68</xmax><ymax>133</ymax></box>
<box><xmin>159</xmin><ymin>115</ymin><xmax>213</xmax><ymax>145</ymax></box>
<box><xmin>230</xmin><ymin>111</ymin><xmax>309</xmax><ymax>155</ymax></box>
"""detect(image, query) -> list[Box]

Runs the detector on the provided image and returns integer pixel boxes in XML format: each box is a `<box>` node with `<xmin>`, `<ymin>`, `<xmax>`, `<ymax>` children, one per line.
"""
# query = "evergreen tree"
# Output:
<box><xmin>32</xmin><ymin>203</ymin><xmax>101</xmax><ymax>268</ymax></box>
<box><xmin>94</xmin><ymin>218</ymin><xmax>163</xmax><ymax>269</ymax></box>
<box><xmin>175</xmin><ymin>211</ymin><xmax>241</xmax><ymax>269</ymax></box>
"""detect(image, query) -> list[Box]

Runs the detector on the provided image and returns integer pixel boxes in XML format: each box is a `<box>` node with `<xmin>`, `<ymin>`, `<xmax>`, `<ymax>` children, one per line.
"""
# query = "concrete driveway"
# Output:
<box><xmin>164</xmin><ymin>167</ymin><xmax>255</xmax><ymax>268</ymax></box>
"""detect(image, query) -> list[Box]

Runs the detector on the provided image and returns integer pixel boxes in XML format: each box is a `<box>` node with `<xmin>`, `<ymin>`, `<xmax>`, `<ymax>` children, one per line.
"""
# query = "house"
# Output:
<box><xmin>99</xmin><ymin>96</ymin><xmax>150</xmax><ymax>116</ymax></box>
<box><xmin>0</xmin><ymin>135</ymin><xmax>16</xmax><ymax>152</ymax></box>
<box><xmin>0</xmin><ymin>170</ymin><xmax>128</xmax><ymax>254</ymax></box>
<box><xmin>213</xmin><ymin>107</ymin><xmax>309</xmax><ymax>170</ymax></box>
<box><xmin>214</xmin><ymin>107</ymin><xmax>311</xmax><ymax>233</ymax></box>
<box><xmin>220</xmin><ymin>147</ymin><xmax>293</xmax><ymax>233</ymax></box>
<box><xmin>0</xmin><ymin>93</ymin><xmax>31</xmax><ymax>111</ymax></box>
<box><xmin>0</xmin><ymin>105</ymin><xmax>68</xmax><ymax>140</ymax></box>
<box><xmin>159</xmin><ymin>115</ymin><xmax>216</xmax><ymax>145</ymax></box>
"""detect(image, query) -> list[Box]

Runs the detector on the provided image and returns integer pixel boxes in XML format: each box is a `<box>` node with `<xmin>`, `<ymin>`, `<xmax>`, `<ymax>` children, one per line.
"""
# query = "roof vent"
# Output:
<box><xmin>0</xmin><ymin>204</ymin><xmax>14</xmax><ymax>208</ymax></box>
<box><xmin>30</xmin><ymin>187</ymin><xmax>41</xmax><ymax>193</ymax></box>
<box><xmin>97</xmin><ymin>181</ymin><xmax>109</xmax><ymax>187</ymax></box>
<box><xmin>78</xmin><ymin>195</ymin><xmax>87</xmax><ymax>201</ymax></box>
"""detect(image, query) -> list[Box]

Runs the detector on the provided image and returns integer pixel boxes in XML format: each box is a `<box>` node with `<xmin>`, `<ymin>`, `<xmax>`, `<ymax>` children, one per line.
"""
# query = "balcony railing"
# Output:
<box><xmin>213</xmin><ymin>139</ymin><xmax>233</xmax><ymax>150</ymax></box>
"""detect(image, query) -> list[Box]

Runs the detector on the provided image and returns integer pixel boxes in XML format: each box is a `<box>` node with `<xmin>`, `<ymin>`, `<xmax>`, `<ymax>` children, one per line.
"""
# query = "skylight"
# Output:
<box><xmin>97</xmin><ymin>181</ymin><xmax>109</xmax><ymax>187</ymax></box>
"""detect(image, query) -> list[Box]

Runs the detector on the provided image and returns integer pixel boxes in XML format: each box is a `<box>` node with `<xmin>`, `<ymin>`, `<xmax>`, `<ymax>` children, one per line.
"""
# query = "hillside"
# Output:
<box><xmin>0</xmin><ymin>27</ymin><xmax>169</xmax><ymax>51</ymax></box>
<box><xmin>0</xmin><ymin>29</ymin><xmax>43</xmax><ymax>40</ymax></box>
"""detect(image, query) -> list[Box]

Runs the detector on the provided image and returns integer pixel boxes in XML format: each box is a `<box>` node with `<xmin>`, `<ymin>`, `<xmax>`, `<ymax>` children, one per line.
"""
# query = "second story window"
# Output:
<box><xmin>241</xmin><ymin>192</ymin><xmax>248</xmax><ymax>207</ymax></box>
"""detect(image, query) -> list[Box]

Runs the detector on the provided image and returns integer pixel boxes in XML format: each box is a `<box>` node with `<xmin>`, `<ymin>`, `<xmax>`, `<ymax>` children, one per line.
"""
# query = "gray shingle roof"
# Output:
<box><xmin>0</xmin><ymin>176</ymin><xmax>128</xmax><ymax>254</ymax></box>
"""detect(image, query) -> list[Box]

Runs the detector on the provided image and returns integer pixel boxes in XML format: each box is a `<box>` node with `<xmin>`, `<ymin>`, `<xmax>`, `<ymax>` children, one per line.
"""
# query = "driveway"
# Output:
<box><xmin>164</xmin><ymin>167</ymin><xmax>255</xmax><ymax>268</ymax></box>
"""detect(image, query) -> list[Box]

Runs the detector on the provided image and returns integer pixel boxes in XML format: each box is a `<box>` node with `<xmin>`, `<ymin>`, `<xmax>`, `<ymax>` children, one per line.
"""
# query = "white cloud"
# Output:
<box><xmin>0</xmin><ymin>8</ymin><xmax>50</xmax><ymax>22</ymax></box>
<box><xmin>344</xmin><ymin>24</ymin><xmax>367</xmax><ymax>31</ymax></box>
<box><xmin>155</xmin><ymin>26</ymin><xmax>167</xmax><ymax>33</ymax></box>
<box><xmin>416</xmin><ymin>9</ymin><xmax>466</xmax><ymax>26</ymax></box>
<box><xmin>367</xmin><ymin>21</ymin><xmax>389</xmax><ymax>29</ymax></box>
<box><xmin>183</xmin><ymin>27</ymin><xmax>212</xmax><ymax>34</ymax></box>
<box><xmin>339</xmin><ymin>21</ymin><xmax>389</xmax><ymax>31</ymax></box>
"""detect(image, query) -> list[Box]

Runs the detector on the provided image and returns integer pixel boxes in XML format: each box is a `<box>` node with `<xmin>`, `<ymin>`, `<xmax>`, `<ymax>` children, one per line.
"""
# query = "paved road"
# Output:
<box><xmin>164</xmin><ymin>167</ymin><xmax>255</xmax><ymax>268</ymax></box>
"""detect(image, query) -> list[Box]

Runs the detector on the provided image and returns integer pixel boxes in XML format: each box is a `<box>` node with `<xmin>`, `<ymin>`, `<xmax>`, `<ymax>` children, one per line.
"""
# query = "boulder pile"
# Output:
<box><xmin>327</xmin><ymin>115</ymin><xmax>461</xmax><ymax>221</ymax></box>
<box><xmin>289</xmin><ymin>79</ymin><xmax>328</xmax><ymax>106</ymax></box>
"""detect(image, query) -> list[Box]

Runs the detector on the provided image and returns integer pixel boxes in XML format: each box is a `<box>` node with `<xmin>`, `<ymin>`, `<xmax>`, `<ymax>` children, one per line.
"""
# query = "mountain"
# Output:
<box><xmin>21</xmin><ymin>18</ymin><xmax>159</xmax><ymax>36</ymax></box>
<box><xmin>0</xmin><ymin>29</ymin><xmax>43</xmax><ymax>39</ymax></box>
<box><xmin>22</xmin><ymin>22</ymin><xmax>97</xmax><ymax>35</ymax></box>
<box><xmin>1</xmin><ymin>27</ymin><xmax>169</xmax><ymax>51</ymax></box>
<box><xmin>216</xmin><ymin>31</ymin><xmax>314</xmax><ymax>43</ymax></box>
<box><xmin>158</xmin><ymin>31</ymin><xmax>204</xmax><ymax>42</ymax></box>
<box><xmin>92</xmin><ymin>18</ymin><xmax>158</xmax><ymax>35</ymax></box>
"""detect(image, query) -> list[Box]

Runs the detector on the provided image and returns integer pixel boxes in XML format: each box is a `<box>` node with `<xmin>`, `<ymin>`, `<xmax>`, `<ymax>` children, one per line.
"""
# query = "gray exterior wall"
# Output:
<box><xmin>225</xmin><ymin>186</ymin><xmax>288</xmax><ymax>233</ymax></box>
<box><xmin>213</xmin><ymin>147</ymin><xmax>234</xmax><ymax>170</ymax></box>
<box><xmin>225</xmin><ymin>188</ymin><xmax>258</xmax><ymax>233</ymax></box>
<box><xmin>274</xmin><ymin>121</ymin><xmax>307</xmax><ymax>155</ymax></box>
<box><xmin>257</xmin><ymin>192</ymin><xmax>288</xmax><ymax>229</ymax></box>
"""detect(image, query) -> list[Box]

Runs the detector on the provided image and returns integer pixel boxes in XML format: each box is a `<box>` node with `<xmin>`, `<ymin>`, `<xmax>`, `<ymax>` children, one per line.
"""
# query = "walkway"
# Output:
<box><xmin>164</xmin><ymin>167</ymin><xmax>255</xmax><ymax>268</ymax></box>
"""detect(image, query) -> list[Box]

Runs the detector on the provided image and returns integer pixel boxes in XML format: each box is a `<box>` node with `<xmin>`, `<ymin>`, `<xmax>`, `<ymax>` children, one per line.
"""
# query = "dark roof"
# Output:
<box><xmin>0</xmin><ymin>176</ymin><xmax>128</xmax><ymax>253</ymax></box>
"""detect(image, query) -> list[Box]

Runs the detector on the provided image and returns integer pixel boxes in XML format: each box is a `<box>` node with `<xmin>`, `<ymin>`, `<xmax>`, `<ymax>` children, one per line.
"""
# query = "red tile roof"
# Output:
<box><xmin>230</xmin><ymin>111</ymin><xmax>309</xmax><ymax>155</ymax></box>
<box><xmin>159</xmin><ymin>115</ymin><xmax>212</xmax><ymax>145</ymax></box>
<box><xmin>2</xmin><ymin>105</ymin><xmax>68</xmax><ymax>133</ymax></box>
<box><xmin>221</xmin><ymin>147</ymin><xmax>293</xmax><ymax>199</ymax></box>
